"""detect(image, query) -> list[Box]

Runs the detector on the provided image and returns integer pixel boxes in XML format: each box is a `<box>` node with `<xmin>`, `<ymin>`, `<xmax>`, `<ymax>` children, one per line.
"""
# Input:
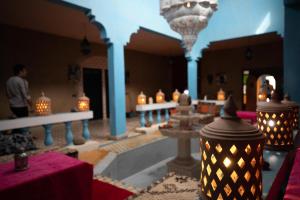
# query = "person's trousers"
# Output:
<box><xmin>10</xmin><ymin>106</ymin><xmax>29</xmax><ymax>133</ymax></box>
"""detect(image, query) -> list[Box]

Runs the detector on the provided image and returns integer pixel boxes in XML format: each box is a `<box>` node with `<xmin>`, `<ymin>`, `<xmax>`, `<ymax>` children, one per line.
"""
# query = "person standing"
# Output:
<box><xmin>6</xmin><ymin>64</ymin><xmax>32</xmax><ymax>120</ymax></box>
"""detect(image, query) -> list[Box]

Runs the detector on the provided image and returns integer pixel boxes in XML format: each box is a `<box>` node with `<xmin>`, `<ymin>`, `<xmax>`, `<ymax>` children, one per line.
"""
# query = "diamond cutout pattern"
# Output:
<box><xmin>216</xmin><ymin>168</ymin><xmax>224</xmax><ymax>181</ymax></box>
<box><xmin>203</xmin><ymin>175</ymin><xmax>207</xmax><ymax>186</ymax></box>
<box><xmin>251</xmin><ymin>158</ymin><xmax>256</xmax><ymax>168</ymax></box>
<box><xmin>211</xmin><ymin>154</ymin><xmax>217</xmax><ymax>165</ymax></box>
<box><xmin>230</xmin><ymin>171</ymin><xmax>238</xmax><ymax>183</ymax></box>
<box><xmin>230</xmin><ymin>145</ymin><xmax>237</xmax><ymax>155</ymax></box>
<box><xmin>245</xmin><ymin>144</ymin><xmax>251</xmax><ymax>155</ymax></box>
<box><xmin>211</xmin><ymin>179</ymin><xmax>217</xmax><ymax>191</ymax></box>
<box><xmin>255</xmin><ymin>169</ymin><xmax>260</xmax><ymax>179</ymax></box>
<box><xmin>203</xmin><ymin>151</ymin><xmax>207</xmax><ymax>161</ymax></box>
<box><xmin>207</xmin><ymin>164</ymin><xmax>211</xmax><ymax>176</ymax></box>
<box><xmin>244</xmin><ymin>171</ymin><xmax>251</xmax><ymax>182</ymax></box>
<box><xmin>257</xmin><ymin>144</ymin><xmax>261</xmax><ymax>153</ymax></box>
<box><xmin>205</xmin><ymin>141</ymin><xmax>210</xmax><ymax>150</ymax></box>
<box><xmin>223</xmin><ymin>157</ymin><xmax>231</xmax><ymax>168</ymax></box>
<box><xmin>238</xmin><ymin>158</ymin><xmax>245</xmax><ymax>169</ymax></box>
<box><xmin>217</xmin><ymin>194</ymin><xmax>223</xmax><ymax>200</ymax></box>
<box><xmin>224</xmin><ymin>184</ymin><xmax>232</xmax><ymax>196</ymax></box>
<box><xmin>251</xmin><ymin>185</ymin><xmax>256</xmax><ymax>196</ymax></box>
<box><xmin>238</xmin><ymin>185</ymin><xmax>245</xmax><ymax>196</ymax></box>
<box><xmin>215</xmin><ymin>144</ymin><xmax>222</xmax><ymax>153</ymax></box>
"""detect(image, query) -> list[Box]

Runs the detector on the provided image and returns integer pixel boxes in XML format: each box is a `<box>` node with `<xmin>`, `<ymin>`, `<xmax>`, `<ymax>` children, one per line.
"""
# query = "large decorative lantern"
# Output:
<box><xmin>35</xmin><ymin>92</ymin><xmax>51</xmax><ymax>116</ymax></box>
<box><xmin>156</xmin><ymin>89</ymin><xmax>165</xmax><ymax>103</ymax></box>
<box><xmin>172</xmin><ymin>89</ymin><xmax>181</xmax><ymax>102</ymax></box>
<box><xmin>282</xmin><ymin>94</ymin><xmax>299</xmax><ymax>130</ymax></box>
<box><xmin>257</xmin><ymin>92</ymin><xmax>293</xmax><ymax>150</ymax></box>
<box><xmin>160</xmin><ymin>0</ymin><xmax>218</xmax><ymax>52</ymax></box>
<box><xmin>77</xmin><ymin>93</ymin><xmax>90</xmax><ymax>111</ymax></box>
<box><xmin>200</xmin><ymin>95</ymin><xmax>264</xmax><ymax>200</ymax></box>
<box><xmin>217</xmin><ymin>88</ymin><xmax>225</xmax><ymax>101</ymax></box>
<box><xmin>137</xmin><ymin>92</ymin><xmax>147</xmax><ymax>105</ymax></box>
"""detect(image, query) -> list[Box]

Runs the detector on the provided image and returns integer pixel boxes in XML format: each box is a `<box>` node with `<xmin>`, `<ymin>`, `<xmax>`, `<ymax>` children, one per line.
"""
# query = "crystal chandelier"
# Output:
<box><xmin>160</xmin><ymin>0</ymin><xmax>218</xmax><ymax>52</ymax></box>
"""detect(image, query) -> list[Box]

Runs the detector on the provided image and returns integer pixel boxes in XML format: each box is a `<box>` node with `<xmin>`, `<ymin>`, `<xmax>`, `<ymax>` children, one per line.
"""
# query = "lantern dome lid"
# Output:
<box><xmin>281</xmin><ymin>94</ymin><xmax>298</xmax><ymax>108</ymax></box>
<box><xmin>201</xmin><ymin>95</ymin><xmax>262</xmax><ymax>141</ymax></box>
<box><xmin>38</xmin><ymin>92</ymin><xmax>50</xmax><ymax>101</ymax></box>
<box><xmin>257</xmin><ymin>91</ymin><xmax>291</xmax><ymax>112</ymax></box>
<box><xmin>78</xmin><ymin>93</ymin><xmax>89</xmax><ymax>101</ymax></box>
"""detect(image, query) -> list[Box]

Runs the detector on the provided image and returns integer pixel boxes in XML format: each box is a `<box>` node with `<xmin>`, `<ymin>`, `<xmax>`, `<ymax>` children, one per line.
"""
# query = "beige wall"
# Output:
<box><xmin>0</xmin><ymin>25</ymin><xmax>176</xmax><ymax>118</ymax></box>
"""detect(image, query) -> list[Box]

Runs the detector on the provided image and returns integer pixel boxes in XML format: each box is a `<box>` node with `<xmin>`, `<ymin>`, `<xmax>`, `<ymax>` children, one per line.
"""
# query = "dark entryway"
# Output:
<box><xmin>83</xmin><ymin>68</ymin><xmax>103</xmax><ymax>120</ymax></box>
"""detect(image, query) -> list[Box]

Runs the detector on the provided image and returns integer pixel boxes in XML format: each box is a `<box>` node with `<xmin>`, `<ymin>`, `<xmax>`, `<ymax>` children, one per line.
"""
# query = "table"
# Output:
<box><xmin>0</xmin><ymin>152</ymin><xmax>93</xmax><ymax>200</ymax></box>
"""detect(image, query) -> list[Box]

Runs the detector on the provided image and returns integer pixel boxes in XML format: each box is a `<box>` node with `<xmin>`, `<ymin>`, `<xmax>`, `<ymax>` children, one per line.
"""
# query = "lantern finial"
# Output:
<box><xmin>284</xmin><ymin>93</ymin><xmax>290</xmax><ymax>101</ymax></box>
<box><xmin>223</xmin><ymin>95</ymin><xmax>238</xmax><ymax>118</ymax></box>
<box><xmin>271</xmin><ymin>90</ymin><xmax>280</xmax><ymax>103</ymax></box>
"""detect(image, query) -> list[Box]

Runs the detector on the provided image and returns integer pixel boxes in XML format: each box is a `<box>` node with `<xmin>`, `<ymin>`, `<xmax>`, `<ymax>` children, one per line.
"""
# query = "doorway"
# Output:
<box><xmin>83</xmin><ymin>68</ymin><xmax>103</xmax><ymax>120</ymax></box>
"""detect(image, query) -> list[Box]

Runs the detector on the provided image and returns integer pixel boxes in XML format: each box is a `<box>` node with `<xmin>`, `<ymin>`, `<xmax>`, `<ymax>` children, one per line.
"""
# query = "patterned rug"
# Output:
<box><xmin>128</xmin><ymin>173</ymin><xmax>200</xmax><ymax>200</ymax></box>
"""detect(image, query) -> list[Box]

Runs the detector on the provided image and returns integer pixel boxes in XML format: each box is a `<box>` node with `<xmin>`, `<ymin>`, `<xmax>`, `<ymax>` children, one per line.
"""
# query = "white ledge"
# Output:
<box><xmin>136</xmin><ymin>102</ymin><xmax>177</xmax><ymax>112</ymax></box>
<box><xmin>0</xmin><ymin>111</ymin><xmax>93</xmax><ymax>131</ymax></box>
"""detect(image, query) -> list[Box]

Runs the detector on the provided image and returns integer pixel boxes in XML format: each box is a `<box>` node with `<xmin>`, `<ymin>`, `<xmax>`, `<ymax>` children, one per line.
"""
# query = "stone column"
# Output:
<box><xmin>187</xmin><ymin>57</ymin><xmax>198</xmax><ymax>100</ymax></box>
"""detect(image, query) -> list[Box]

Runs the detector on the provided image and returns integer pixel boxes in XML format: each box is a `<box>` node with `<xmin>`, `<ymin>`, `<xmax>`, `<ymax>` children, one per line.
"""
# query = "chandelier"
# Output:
<box><xmin>160</xmin><ymin>0</ymin><xmax>218</xmax><ymax>52</ymax></box>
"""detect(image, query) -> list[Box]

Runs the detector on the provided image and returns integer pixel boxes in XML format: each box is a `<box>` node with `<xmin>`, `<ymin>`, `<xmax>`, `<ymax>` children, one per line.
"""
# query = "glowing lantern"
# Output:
<box><xmin>156</xmin><ymin>89</ymin><xmax>165</xmax><ymax>103</ymax></box>
<box><xmin>257</xmin><ymin>91</ymin><xmax>293</xmax><ymax>150</ymax></box>
<box><xmin>137</xmin><ymin>92</ymin><xmax>146</xmax><ymax>105</ymax></box>
<box><xmin>282</xmin><ymin>94</ymin><xmax>299</xmax><ymax>130</ymax></box>
<box><xmin>200</xmin><ymin>95</ymin><xmax>264</xmax><ymax>200</ymax></box>
<box><xmin>217</xmin><ymin>88</ymin><xmax>225</xmax><ymax>101</ymax></box>
<box><xmin>77</xmin><ymin>93</ymin><xmax>90</xmax><ymax>111</ymax></box>
<box><xmin>172</xmin><ymin>89</ymin><xmax>180</xmax><ymax>102</ymax></box>
<box><xmin>258</xmin><ymin>90</ymin><xmax>267</xmax><ymax>102</ymax></box>
<box><xmin>35</xmin><ymin>92</ymin><xmax>51</xmax><ymax>116</ymax></box>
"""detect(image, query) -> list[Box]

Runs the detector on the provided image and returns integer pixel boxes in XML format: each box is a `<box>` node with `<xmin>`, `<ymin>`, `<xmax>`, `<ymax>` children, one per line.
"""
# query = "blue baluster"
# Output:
<box><xmin>165</xmin><ymin>109</ymin><xmax>170</xmax><ymax>122</ymax></box>
<box><xmin>140</xmin><ymin>111</ymin><xmax>146</xmax><ymax>127</ymax></box>
<box><xmin>82</xmin><ymin>119</ymin><xmax>90</xmax><ymax>140</ymax></box>
<box><xmin>220</xmin><ymin>105</ymin><xmax>225</xmax><ymax>117</ymax></box>
<box><xmin>64</xmin><ymin>121</ymin><xmax>74</xmax><ymax>145</ymax></box>
<box><xmin>148</xmin><ymin>111</ymin><xmax>153</xmax><ymax>125</ymax></box>
<box><xmin>157</xmin><ymin>109</ymin><xmax>161</xmax><ymax>123</ymax></box>
<box><xmin>43</xmin><ymin>124</ymin><xmax>53</xmax><ymax>146</ymax></box>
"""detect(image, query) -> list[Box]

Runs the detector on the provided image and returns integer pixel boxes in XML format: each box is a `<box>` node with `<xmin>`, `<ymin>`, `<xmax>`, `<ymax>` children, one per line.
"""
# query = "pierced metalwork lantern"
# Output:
<box><xmin>172</xmin><ymin>89</ymin><xmax>180</xmax><ymax>102</ymax></box>
<box><xmin>200</xmin><ymin>95</ymin><xmax>264</xmax><ymax>200</ymax></box>
<box><xmin>137</xmin><ymin>91</ymin><xmax>147</xmax><ymax>105</ymax></box>
<box><xmin>257</xmin><ymin>92</ymin><xmax>293</xmax><ymax>151</ymax></box>
<box><xmin>217</xmin><ymin>88</ymin><xmax>225</xmax><ymax>101</ymax></box>
<box><xmin>77</xmin><ymin>93</ymin><xmax>90</xmax><ymax>111</ymax></box>
<box><xmin>282</xmin><ymin>94</ymin><xmax>299</xmax><ymax>130</ymax></box>
<box><xmin>35</xmin><ymin>92</ymin><xmax>51</xmax><ymax>116</ymax></box>
<box><xmin>156</xmin><ymin>89</ymin><xmax>165</xmax><ymax>103</ymax></box>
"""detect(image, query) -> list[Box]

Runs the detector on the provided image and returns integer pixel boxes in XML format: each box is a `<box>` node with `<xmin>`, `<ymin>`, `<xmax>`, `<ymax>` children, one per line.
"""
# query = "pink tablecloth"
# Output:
<box><xmin>284</xmin><ymin>148</ymin><xmax>300</xmax><ymax>200</ymax></box>
<box><xmin>237</xmin><ymin>111</ymin><xmax>257</xmax><ymax>124</ymax></box>
<box><xmin>0</xmin><ymin>152</ymin><xmax>93</xmax><ymax>200</ymax></box>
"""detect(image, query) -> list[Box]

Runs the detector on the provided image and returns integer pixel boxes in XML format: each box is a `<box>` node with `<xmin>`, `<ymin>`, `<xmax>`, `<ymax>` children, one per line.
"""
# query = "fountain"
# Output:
<box><xmin>160</xmin><ymin>93</ymin><xmax>214</xmax><ymax>178</ymax></box>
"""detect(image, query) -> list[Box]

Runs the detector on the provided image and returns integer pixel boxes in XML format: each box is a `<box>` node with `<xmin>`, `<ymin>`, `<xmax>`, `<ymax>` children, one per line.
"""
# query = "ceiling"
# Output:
<box><xmin>205</xmin><ymin>32</ymin><xmax>282</xmax><ymax>52</ymax></box>
<box><xmin>0</xmin><ymin>0</ymin><xmax>183</xmax><ymax>56</ymax></box>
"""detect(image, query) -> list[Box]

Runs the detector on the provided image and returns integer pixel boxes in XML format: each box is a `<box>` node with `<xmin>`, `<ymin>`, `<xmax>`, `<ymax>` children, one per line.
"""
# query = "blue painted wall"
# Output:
<box><xmin>284</xmin><ymin>4</ymin><xmax>300</xmax><ymax>103</ymax></box>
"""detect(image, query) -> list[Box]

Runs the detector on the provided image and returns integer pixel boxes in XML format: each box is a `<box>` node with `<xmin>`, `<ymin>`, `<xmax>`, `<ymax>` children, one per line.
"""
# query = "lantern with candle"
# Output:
<box><xmin>137</xmin><ymin>91</ymin><xmax>146</xmax><ymax>105</ymax></box>
<box><xmin>217</xmin><ymin>88</ymin><xmax>225</xmax><ymax>101</ymax></box>
<box><xmin>281</xmin><ymin>94</ymin><xmax>299</xmax><ymax>130</ymax></box>
<box><xmin>77</xmin><ymin>93</ymin><xmax>90</xmax><ymax>111</ymax></box>
<box><xmin>257</xmin><ymin>91</ymin><xmax>293</xmax><ymax>150</ymax></box>
<box><xmin>156</xmin><ymin>89</ymin><xmax>165</xmax><ymax>103</ymax></box>
<box><xmin>35</xmin><ymin>92</ymin><xmax>51</xmax><ymax>116</ymax></box>
<box><xmin>200</xmin><ymin>95</ymin><xmax>264</xmax><ymax>200</ymax></box>
<box><xmin>172</xmin><ymin>89</ymin><xmax>180</xmax><ymax>102</ymax></box>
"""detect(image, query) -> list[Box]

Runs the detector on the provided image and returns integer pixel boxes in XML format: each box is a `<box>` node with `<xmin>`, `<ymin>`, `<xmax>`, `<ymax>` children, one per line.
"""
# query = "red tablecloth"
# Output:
<box><xmin>0</xmin><ymin>152</ymin><xmax>93</xmax><ymax>200</ymax></box>
<box><xmin>284</xmin><ymin>148</ymin><xmax>300</xmax><ymax>200</ymax></box>
<box><xmin>237</xmin><ymin>111</ymin><xmax>257</xmax><ymax>124</ymax></box>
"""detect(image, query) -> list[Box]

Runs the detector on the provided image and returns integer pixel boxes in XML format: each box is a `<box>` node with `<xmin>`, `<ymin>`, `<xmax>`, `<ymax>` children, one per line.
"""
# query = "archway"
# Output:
<box><xmin>257</xmin><ymin>74</ymin><xmax>276</xmax><ymax>102</ymax></box>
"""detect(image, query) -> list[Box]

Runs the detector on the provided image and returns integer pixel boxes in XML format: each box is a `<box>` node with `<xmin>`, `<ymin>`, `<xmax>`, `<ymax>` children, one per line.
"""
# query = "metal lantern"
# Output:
<box><xmin>200</xmin><ymin>95</ymin><xmax>264</xmax><ymax>200</ymax></box>
<box><xmin>156</xmin><ymin>89</ymin><xmax>165</xmax><ymax>103</ymax></box>
<box><xmin>257</xmin><ymin>92</ymin><xmax>293</xmax><ymax>151</ymax></box>
<box><xmin>281</xmin><ymin>94</ymin><xmax>299</xmax><ymax>130</ymax></box>
<box><xmin>217</xmin><ymin>88</ymin><xmax>225</xmax><ymax>101</ymax></box>
<box><xmin>77</xmin><ymin>93</ymin><xmax>90</xmax><ymax>111</ymax></box>
<box><xmin>172</xmin><ymin>89</ymin><xmax>180</xmax><ymax>102</ymax></box>
<box><xmin>137</xmin><ymin>92</ymin><xmax>146</xmax><ymax>105</ymax></box>
<box><xmin>35</xmin><ymin>92</ymin><xmax>51</xmax><ymax>116</ymax></box>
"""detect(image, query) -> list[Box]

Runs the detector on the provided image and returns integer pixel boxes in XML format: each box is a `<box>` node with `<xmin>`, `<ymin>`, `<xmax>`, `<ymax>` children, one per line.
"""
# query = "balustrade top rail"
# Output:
<box><xmin>136</xmin><ymin>102</ymin><xmax>177</xmax><ymax>112</ymax></box>
<box><xmin>192</xmin><ymin>99</ymin><xmax>225</xmax><ymax>106</ymax></box>
<box><xmin>0</xmin><ymin>111</ymin><xmax>93</xmax><ymax>131</ymax></box>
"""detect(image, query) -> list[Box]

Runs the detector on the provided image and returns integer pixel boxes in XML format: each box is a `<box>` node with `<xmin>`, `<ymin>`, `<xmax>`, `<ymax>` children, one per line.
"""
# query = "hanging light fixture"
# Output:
<box><xmin>200</xmin><ymin>95</ymin><xmax>264</xmax><ymax>200</ymax></box>
<box><xmin>80</xmin><ymin>22</ymin><xmax>91</xmax><ymax>55</ymax></box>
<box><xmin>160</xmin><ymin>0</ymin><xmax>218</xmax><ymax>52</ymax></box>
<box><xmin>257</xmin><ymin>91</ymin><xmax>293</xmax><ymax>150</ymax></box>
